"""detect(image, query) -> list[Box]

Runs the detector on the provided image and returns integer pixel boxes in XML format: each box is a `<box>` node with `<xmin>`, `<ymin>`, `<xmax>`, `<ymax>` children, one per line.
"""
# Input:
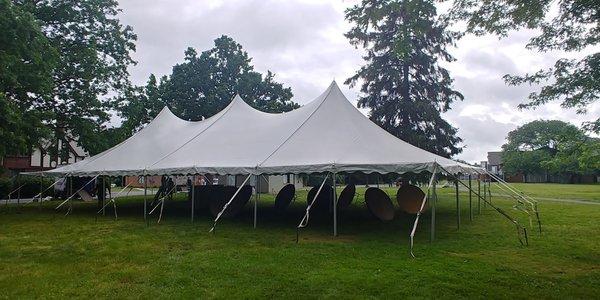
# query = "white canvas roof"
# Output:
<box><xmin>45</xmin><ymin>82</ymin><xmax>478</xmax><ymax>177</ymax></box>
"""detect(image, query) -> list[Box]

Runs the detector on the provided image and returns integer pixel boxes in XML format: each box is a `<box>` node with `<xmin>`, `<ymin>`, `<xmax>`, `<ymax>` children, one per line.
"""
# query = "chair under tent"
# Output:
<box><xmin>26</xmin><ymin>81</ymin><xmax>540</xmax><ymax>256</ymax></box>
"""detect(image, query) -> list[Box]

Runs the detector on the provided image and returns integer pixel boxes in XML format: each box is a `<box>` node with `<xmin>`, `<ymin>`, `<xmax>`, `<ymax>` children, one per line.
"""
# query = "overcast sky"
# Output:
<box><xmin>117</xmin><ymin>0</ymin><xmax>598</xmax><ymax>164</ymax></box>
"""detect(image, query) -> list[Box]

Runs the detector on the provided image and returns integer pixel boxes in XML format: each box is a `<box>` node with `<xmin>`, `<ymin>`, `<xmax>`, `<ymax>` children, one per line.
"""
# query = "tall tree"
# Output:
<box><xmin>450</xmin><ymin>0</ymin><xmax>600</xmax><ymax>133</ymax></box>
<box><xmin>118</xmin><ymin>35</ymin><xmax>298</xmax><ymax>135</ymax></box>
<box><xmin>345</xmin><ymin>0</ymin><xmax>463</xmax><ymax>158</ymax></box>
<box><xmin>13</xmin><ymin>0</ymin><xmax>137</xmax><ymax>156</ymax></box>
<box><xmin>0</xmin><ymin>0</ymin><xmax>57</xmax><ymax>157</ymax></box>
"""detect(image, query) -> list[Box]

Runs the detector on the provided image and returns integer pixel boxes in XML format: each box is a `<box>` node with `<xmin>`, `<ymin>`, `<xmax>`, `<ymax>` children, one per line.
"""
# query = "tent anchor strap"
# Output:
<box><xmin>440</xmin><ymin>166</ymin><xmax>529</xmax><ymax>246</ymax></box>
<box><xmin>409</xmin><ymin>165</ymin><xmax>437</xmax><ymax>258</ymax></box>
<box><xmin>210</xmin><ymin>174</ymin><xmax>252</xmax><ymax>233</ymax></box>
<box><xmin>55</xmin><ymin>175</ymin><xmax>100</xmax><ymax>215</ymax></box>
<box><xmin>97</xmin><ymin>181</ymin><xmax>134</xmax><ymax>220</ymax></box>
<box><xmin>296</xmin><ymin>173</ymin><xmax>330</xmax><ymax>243</ymax></box>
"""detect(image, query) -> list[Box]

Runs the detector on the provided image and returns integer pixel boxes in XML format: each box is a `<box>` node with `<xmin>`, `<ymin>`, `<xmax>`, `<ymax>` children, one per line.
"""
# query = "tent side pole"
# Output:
<box><xmin>430</xmin><ymin>177</ymin><xmax>437</xmax><ymax>242</ymax></box>
<box><xmin>191</xmin><ymin>175</ymin><xmax>195</xmax><ymax>223</ymax></box>
<box><xmin>39</xmin><ymin>174</ymin><xmax>43</xmax><ymax>210</ymax></box>
<box><xmin>477</xmin><ymin>177</ymin><xmax>481</xmax><ymax>214</ymax></box>
<box><xmin>333</xmin><ymin>171</ymin><xmax>338</xmax><ymax>237</ymax></box>
<box><xmin>210</xmin><ymin>174</ymin><xmax>252</xmax><ymax>233</ymax></box>
<box><xmin>144</xmin><ymin>175</ymin><xmax>148</xmax><ymax>226</ymax></box>
<box><xmin>254</xmin><ymin>174</ymin><xmax>259</xmax><ymax>229</ymax></box>
<box><xmin>469</xmin><ymin>174</ymin><xmax>472</xmax><ymax>221</ymax></box>
<box><xmin>455</xmin><ymin>179</ymin><xmax>460</xmax><ymax>230</ymax></box>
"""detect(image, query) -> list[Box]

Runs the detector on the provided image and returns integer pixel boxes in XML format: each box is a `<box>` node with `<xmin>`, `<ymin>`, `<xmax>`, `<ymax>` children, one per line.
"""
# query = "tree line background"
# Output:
<box><xmin>1</xmin><ymin>0</ymin><xmax>598</xmax><ymax>178</ymax></box>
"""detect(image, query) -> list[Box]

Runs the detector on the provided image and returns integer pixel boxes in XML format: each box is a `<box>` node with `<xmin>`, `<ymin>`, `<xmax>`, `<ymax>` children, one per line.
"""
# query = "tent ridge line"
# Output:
<box><xmin>255</xmin><ymin>83</ymin><xmax>336</xmax><ymax>168</ymax></box>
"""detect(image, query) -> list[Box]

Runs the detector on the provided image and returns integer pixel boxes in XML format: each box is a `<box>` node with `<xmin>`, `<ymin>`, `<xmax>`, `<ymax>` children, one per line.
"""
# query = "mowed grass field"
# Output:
<box><xmin>0</xmin><ymin>182</ymin><xmax>599</xmax><ymax>298</ymax></box>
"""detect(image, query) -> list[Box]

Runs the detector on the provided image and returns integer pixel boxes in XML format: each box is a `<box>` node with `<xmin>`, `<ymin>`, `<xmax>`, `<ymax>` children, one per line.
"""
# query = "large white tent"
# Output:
<box><xmin>35</xmin><ymin>81</ymin><xmax>534</xmax><ymax>254</ymax></box>
<box><xmin>46</xmin><ymin>81</ymin><xmax>477</xmax><ymax>177</ymax></box>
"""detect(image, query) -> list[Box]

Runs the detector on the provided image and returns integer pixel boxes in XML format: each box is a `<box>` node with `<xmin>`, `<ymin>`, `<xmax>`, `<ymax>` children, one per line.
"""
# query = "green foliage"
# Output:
<box><xmin>501</xmin><ymin>120</ymin><xmax>598</xmax><ymax>176</ymax></box>
<box><xmin>0</xmin><ymin>176</ymin><xmax>54</xmax><ymax>199</ymax></box>
<box><xmin>12</xmin><ymin>0</ymin><xmax>137</xmax><ymax>156</ymax></box>
<box><xmin>117</xmin><ymin>36</ymin><xmax>298</xmax><ymax>138</ymax></box>
<box><xmin>0</xmin><ymin>0</ymin><xmax>57</xmax><ymax>157</ymax></box>
<box><xmin>449</xmin><ymin>0</ymin><xmax>600</xmax><ymax>133</ymax></box>
<box><xmin>345</xmin><ymin>0</ymin><xmax>463</xmax><ymax>158</ymax></box>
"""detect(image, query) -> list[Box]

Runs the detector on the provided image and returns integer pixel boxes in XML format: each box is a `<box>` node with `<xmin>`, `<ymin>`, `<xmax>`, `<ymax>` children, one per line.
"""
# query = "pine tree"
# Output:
<box><xmin>345</xmin><ymin>0</ymin><xmax>463</xmax><ymax>158</ymax></box>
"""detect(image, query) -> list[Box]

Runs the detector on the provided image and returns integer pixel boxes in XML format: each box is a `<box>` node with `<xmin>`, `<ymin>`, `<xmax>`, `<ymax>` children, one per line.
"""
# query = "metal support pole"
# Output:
<box><xmin>102</xmin><ymin>176</ymin><xmax>106</xmax><ymax>216</ymax></box>
<box><xmin>144</xmin><ymin>175</ymin><xmax>148</xmax><ymax>226</ymax></box>
<box><xmin>477</xmin><ymin>178</ymin><xmax>481</xmax><ymax>214</ymax></box>
<box><xmin>488</xmin><ymin>180</ymin><xmax>492</xmax><ymax>203</ymax></box>
<box><xmin>254</xmin><ymin>174</ymin><xmax>259</xmax><ymax>229</ymax></box>
<box><xmin>430</xmin><ymin>178</ymin><xmax>437</xmax><ymax>242</ymax></box>
<box><xmin>455</xmin><ymin>179</ymin><xmax>460</xmax><ymax>230</ymax></box>
<box><xmin>17</xmin><ymin>174</ymin><xmax>21</xmax><ymax>208</ymax></box>
<box><xmin>483</xmin><ymin>178</ymin><xmax>487</xmax><ymax>208</ymax></box>
<box><xmin>39</xmin><ymin>174</ymin><xmax>43</xmax><ymax>210</ymax></box>
<box><xmin>333</xmin><ymin>171</ymin><xmax>338</xmax><ymax>237</ymax></box>
<box><xmin>191</xmin><ymin>175</ymin><xmax>195</xmax><ymax>223</ymax></box>
<box><xmin>469</xmin><ymin>174</ymin><xmax>472</xmax><ymax>221</ymax></box>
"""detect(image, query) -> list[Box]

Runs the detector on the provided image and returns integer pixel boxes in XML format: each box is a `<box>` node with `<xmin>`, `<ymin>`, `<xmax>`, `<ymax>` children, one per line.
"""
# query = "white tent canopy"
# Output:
<box><xmin>45</xmin><ymin>81</ymin><xmax>478</xmax><ymax>177</ymax></box>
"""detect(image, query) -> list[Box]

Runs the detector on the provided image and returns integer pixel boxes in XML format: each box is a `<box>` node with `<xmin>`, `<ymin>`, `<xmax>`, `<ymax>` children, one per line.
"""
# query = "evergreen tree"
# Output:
<box><xmin>345</xmin><ymin>0</ymin><xmax>463</xmax><ymax>158</ymax></box>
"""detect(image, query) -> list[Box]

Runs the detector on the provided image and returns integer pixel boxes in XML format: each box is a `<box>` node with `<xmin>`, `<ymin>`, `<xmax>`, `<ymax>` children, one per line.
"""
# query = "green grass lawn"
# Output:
<box><xmin>1</xmin><ymin>183</ymin><xmax>599</xmax><ymax>298</ymax></box>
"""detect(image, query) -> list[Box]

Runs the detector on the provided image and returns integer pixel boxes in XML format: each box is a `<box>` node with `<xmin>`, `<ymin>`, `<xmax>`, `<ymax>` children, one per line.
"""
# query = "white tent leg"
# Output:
<box><xmin>210</xmin><ymin>174</ymin><xmax>252</xmax><ymax>233</ymax></box>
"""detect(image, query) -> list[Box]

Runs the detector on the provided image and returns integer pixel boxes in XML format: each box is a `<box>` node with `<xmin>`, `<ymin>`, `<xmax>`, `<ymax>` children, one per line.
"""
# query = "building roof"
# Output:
<box><xmin>487</xmin><ymin>151</ymin><xmax>503</xmax><ymax>166</ymax></box>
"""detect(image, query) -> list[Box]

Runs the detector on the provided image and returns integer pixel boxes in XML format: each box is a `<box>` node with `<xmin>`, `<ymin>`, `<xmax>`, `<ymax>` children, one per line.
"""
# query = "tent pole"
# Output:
<box><xmin>333</xmin><ymin>171</ymin><xmax>338</xmax><ymax>237</ymax></box>
<box><xmin>469</xmin><ymin>174</ymin><xmax>473</xmax><ymax>221</ymax></box>
<box><xmin>39</xmin><ymin>174</ymin><xmax>43</xmax><ymax>210</ymax></box>
<box><xmin>102</xmin><ymin>176</ymin><xmax>106</xmax><ymax>216</ymax></box>
<box><xmin>430</xmin><ymin>176</ymin><xmax>437</xmax><ymax>242</ymax></box>
<box><xmin>144</xmin><ymin>175</ymin><xmax>148</xmax><ymax>226</ymax></box>
<box><xmin>191</xmin><ymin>175</ymin><xmax>195</xmax><ymax>223</ymax></box>
<box><xmin>254</xmin><ymin>174</ymin><xmax>259</xmax><ymax>229</ymax></box>
<box><xmin>455</xmin><ymin>179</ymin><xmax>460</xmax><ymax>230</ymax></box>
<box><xmin>488</xmin><ymin>180</ymin><xmax>492</xmax><ymax>204</ymax></box>
<box><xmin>17</xmin><ymin>173</ymin><xmax>21</xmax><ymax>209</ymax></box>
<box><xmin>477</xmin><ymin>177</ymin><xmax>481</xmax><ymax>214</ymax></box>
